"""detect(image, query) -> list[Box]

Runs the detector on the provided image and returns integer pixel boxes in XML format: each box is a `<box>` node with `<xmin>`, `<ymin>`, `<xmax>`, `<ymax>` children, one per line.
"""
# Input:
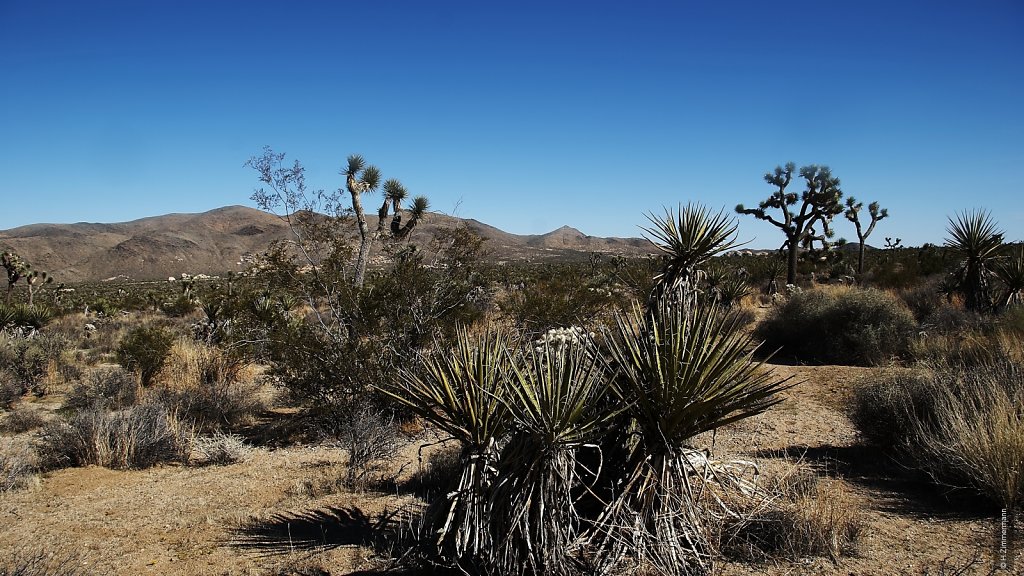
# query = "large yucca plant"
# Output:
<box><xmin>384</xmin><ymin>327</ymin><xmax>516</xmax><ymax>571</ymax></box>
<box><xmin>642</xmin><ymin>204</ymin><xmax>741</xmax><ymax>305</ymax></box>
<box><xmin>946</xmin><ymin>210</ymin><xmax>1004</xmax><ymax>312</ymax></box>
<box><xmin>590</xmin><ymin>297</ymin><xmax>792</xmax><ymax>575</ymax></box>
<box><xmin>491</xmin><ymin>338</ymin><xmax>615</xmax><ymax>576</ymax></box>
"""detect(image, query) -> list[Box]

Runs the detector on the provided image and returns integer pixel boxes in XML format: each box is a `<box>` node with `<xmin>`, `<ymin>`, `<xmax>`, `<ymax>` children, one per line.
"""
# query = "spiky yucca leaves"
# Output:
<box><xmin>946</xmin><ymin>210</ymin><xmax>1004</xmax><ymax>312</ymax></box>
<box><xmin>384</xmin><ymin>327</ymin><xmax>516</xmax><ymax>571</ymax></box>
<box><xmin>491</xmin><ymin>338</ymin><xmax>615</xmax><ymax>576</ymax></box>
<box><xmin>995</xmin><ymin>247</ymin><xmax>1024</xmax><ymax>309</ymax></box>
<box><xmin>590</xmin><ymin>298</ymin><xmax>791</xmax><ymax>575</ymax></box>
<box><xmin>642</xmin><ymin>204</ymin><xmax>740</xmax><ymax>307</ymax></box>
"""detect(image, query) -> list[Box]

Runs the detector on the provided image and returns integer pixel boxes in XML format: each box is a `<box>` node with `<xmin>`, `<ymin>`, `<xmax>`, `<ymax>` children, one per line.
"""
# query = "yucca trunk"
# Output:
<box><xmin>350</xmin><ymin>178</ymin><xmax>372</xmax><ymax>289</ymax></box>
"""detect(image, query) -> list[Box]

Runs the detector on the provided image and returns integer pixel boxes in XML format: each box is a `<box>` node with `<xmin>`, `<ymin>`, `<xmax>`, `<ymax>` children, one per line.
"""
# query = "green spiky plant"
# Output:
<box><xmin>994</xmin><ymin>246</ymin><xmax>1024</xmax><ymax>309</ymax></box>
<box><xmin>946</xmin><ymin>210</ymin><xmax>1004</xmax><ymax>312</ymax></box>
<box><xmin>491</xmin><ymin>337</ymin><xmax>616</xmax><ymax>576</ymax></box>
<box><xmin>384</xmin><ymin>327</ymin><xmax>516</xmax><ymax>572</ymax></box>
<box><xmin>589</xmin><ymin>297</ymin><xmax>793</xmax><ymax>575</ymax></box>
<box><xmin>642</xmin><ymin>204</ymin><xmax>741</xmax><ymax>307</ymax></box>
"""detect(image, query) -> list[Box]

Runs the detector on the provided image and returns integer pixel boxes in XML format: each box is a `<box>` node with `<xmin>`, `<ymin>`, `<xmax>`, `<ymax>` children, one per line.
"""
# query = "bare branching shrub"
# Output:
<box><xmin>64</xmin><ymin>367</ymin><xmax>139</xmax><ymax>411</ymax></box>
<box><xmin>327</xmin><ymin>402</ymin><xmax>403</xmax><ymax>489</ymax></box>
<box><xmin>755</xmin><ymin>286</ymin><xmax>916</xmax><ymax>366</ymax></box>
<box><xmin>189</xmin><ymin>433</ymin><xmax>252</xmax><ymax>466</ymax></box>
<box><xmin>723</xmin><ymin>466</ymin><xmax>862</xmax><ymax>562</ymax></box>
<box><xmin>0</xmin><ymin>437</ymin><xmax>36</xmax><ymax>492</ymax></box>
<box><xmin>37</xmin><ymin>403</ymin><xmax>192</xmax><ymax>470</ymax></box>
<box><xmin>0</xmin><ymin>546</ymin><xmax>89</xmax><ymax>576</ymax></box>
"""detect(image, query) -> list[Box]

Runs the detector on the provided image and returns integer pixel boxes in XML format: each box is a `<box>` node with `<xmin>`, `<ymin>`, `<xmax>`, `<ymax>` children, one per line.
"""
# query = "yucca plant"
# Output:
<box><xmin>590</xmin><ymin>297</ymin><xmax>792</xmax><ymax>575</ymax></box>
<box><xmin>384</xmin><ymin>327</ymin><xmax>516</xmax><ymax>572</ymax></box>
<box><xmin>994</xmin><ymin>246</ymin><xmax>1024</xmax><ymax>309</ymax></box>
<box><xmin>642</xmin><ymin>204</ymin><xmax>741</xmax><ymax>306</ymax></box>
<box><xmin>946</xmin><ymin>210</ymin><xmax>1004</xmax><ymax>312</ymax></box>
<box><xmin>491</xmin><ymin>337</ymin><xmax>615</xmax><ymax>576</ymax></box>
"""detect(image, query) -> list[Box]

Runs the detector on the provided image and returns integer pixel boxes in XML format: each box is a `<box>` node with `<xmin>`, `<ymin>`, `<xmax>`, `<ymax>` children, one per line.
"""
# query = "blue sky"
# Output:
<box><xmin>1</xmin><ymin>0</ymin><xmax>1021</xmax><ymax>248</ymax></box>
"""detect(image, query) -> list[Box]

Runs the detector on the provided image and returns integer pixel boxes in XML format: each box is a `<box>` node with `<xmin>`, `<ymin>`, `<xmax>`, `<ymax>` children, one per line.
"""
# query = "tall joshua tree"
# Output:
<box><xmin>2</xmin><ymin>251</ymin><xmax>28</xmax><ymax>304</ymax></box>
<box><xmin>344</xmin><ymin>154</ymin><xmax>382</xmax><ymax>289</ymax></box>
<box><xmin>736</xmin><ymin>163</ymin><xmax>844</xmax><ymax>285</ymax></box>
<box><xmin>844</xmin><ymin>197</ymin><xmax>888</xmax><ymax>275</ymax></box>
<box><xmin>25</xmin><ymin>269</ymin><xmax>54</xmax><ymax>307</ymax></box>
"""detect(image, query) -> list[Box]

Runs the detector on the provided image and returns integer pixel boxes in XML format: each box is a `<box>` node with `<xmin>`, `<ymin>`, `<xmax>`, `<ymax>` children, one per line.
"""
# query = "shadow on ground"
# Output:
<box><xmin>753</xmin><ymin>443</ymin><xmax>997</xmax><ymax>521</ymax></box>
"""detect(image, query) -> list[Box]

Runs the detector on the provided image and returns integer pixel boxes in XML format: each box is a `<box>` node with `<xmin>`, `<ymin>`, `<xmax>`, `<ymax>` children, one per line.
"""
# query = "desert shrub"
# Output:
<box><xmin>151</xmin><ymin>340</ymin><xmax>264</xmax><ymax>432</ymax></box>
<box><xmin>323</xmin><ymin>402</ymin><xmax>403</xmax><ymax>488</ymax></box>
<box><xmin>851</xmin><ymin>372</ymin><xmax>937</xmax><ymax>449</ymax></box>
<box><xmin>37</xmin><ymin>403</ymin><xmax>191</xmax><ymax>470</ymax></box>
<box><xmin>0</xmin><ymin>405</ymin><xmax>48</xmax><ymax>433</ymax></box>
<box><xmin>65</xmin><ymin>367</ymin><xmax>139</xmax><ymax>411</ymax></box>
<box><xmin>116</xmin><ymin>325</ymin><xmax>174</xmax><ymax>386</ymax></box>
<box><xmin>853</xmin><ymin>357</ymin><xmax>1024</xmax><ymax>509</ymax></box>
<box><xmin>755</xmin><ymin>286</ymin><xmax>916</xmax><ymax>365</ymax></box>
<box><xmin>0</xmin><ymin>332</ymin><xmax>71</xmax><ymax>397</ymax></box>
<box><xmin>159</xmin><ymin>294</ymin><xmax>196</xmax><ymax>317</ymax></box>
<box><xmin>498</xmin><ymin>264</ymin><xmax>615</xmax><ymax>333</ymax></box>
<box><xmin>897</xmin><ymin>275</ymin><xmax>947</xmax><ymax>322</ymax></box>
<box><xmin>0</xmin><ymin>377</ymin><xmax>21</xmax><ymax>409</ymax></box>
<box><xmin>1</xmin><ymin>438</ymin><xmax>36</xmax><ymax>492</ymax></box>
<box><xmin>723</xmin><ymin>466</ymin><xmax>862</xmax><ymax>562</ymax></box>
<box><xmin>912</xmin><ymin>359</ymin><xmax>1024</xmax><ymax>509</ymax></box>
<box><xmin>189</xmin><ymin>433</ymin><xmax>252</xmax><ymax>466</ymax></box>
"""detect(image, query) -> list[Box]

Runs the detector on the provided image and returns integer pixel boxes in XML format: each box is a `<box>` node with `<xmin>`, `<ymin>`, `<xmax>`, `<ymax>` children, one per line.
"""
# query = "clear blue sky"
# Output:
<box><xmin>2</xmin><ymin>0</ymin><xmax>1021</xmax><ymax>248</ymax></box>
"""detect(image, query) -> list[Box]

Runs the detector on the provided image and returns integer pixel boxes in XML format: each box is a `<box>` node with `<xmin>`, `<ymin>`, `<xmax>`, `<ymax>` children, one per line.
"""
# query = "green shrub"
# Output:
<box><xmin>755</xmin><ymin>287</ymin><xmax>916</xmax><ymax>365</ymax></box>
<box><xmin>116</xmin><ymin>325</ymin><xmax>174</xmax><ymax>386</ymax></box>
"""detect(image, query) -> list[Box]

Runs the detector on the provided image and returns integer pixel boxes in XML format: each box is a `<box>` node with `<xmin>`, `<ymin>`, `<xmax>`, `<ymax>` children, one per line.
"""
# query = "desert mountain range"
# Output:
<box><xmin>0</xmin><ymin>206</ymin><xmax>655</xmax><ymax>283</ymax></box>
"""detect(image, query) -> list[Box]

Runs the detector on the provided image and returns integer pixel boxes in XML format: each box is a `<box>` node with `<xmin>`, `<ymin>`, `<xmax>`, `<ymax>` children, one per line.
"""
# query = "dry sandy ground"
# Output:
<box><xmin>1</xmin><ymin>364</ymin><xmax>1020</xmax><ymax>575</ymax></box>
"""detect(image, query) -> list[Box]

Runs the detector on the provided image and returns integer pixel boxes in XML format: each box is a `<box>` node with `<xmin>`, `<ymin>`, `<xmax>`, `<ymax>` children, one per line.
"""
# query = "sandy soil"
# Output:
<box><xmin>1</xmin><ymin>363</ymin><xmax>1020</xmax><ymax>575</ymax></box>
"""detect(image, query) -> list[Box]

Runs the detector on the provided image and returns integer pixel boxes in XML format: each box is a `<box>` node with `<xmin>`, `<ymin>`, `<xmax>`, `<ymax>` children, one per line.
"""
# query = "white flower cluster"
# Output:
<box><xmin>534</xmin><ymin>326</ymin><xmax>595</xmax><ymax>352</ymax></box>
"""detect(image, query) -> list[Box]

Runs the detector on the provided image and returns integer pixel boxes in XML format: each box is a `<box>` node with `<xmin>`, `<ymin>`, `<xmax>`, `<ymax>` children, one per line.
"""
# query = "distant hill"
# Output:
<box><xmin>0</xmin><ymin>206</ymin><xmax>655</xmax><ymax>283</ymax></box>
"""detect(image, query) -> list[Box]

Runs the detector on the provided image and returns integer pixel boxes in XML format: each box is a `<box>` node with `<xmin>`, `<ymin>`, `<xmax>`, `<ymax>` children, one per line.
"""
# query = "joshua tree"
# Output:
<box><xmin>844</xmin><ymin>197</ymin><xmax>888</xmax><ymax>275</ymax></box>
<box><xmin>379</xmin><ymin>179</ymin><xmax>430</xmax><ymax>241</ymax></box>
<box><xmin>344</xmin><ymin>154</ymin><xmax>383</xmax><ymax>289</ymax></box>
<box><xmin>946</xmin><ymin>209</ymin><xmax>1004</xmax><ymax>312</ymax></box>
<box><xmin>736</xmin><ymin>163</ymin><xmax>845</xmax><ymax>285</ymax></box>
<box><xmin>2</xmin><ymin>251</ymin><xmax>29</xmax><ymax>304</ymax></box>
<box><xmin>24</xmin><ymin>269</ymin><xmax>54</xmax><ymax>306</ymax></box>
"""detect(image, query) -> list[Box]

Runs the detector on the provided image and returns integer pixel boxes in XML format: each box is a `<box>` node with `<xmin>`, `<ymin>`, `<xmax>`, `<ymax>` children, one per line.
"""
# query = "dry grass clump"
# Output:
<box><xmin>150</xmin><ymin>339</ymin><xmax>265</xmax><ymax>432</ymax></box>
<box><xmin>37</xmin><ymin>403</ymin><xmax>192</xmax><ymax>471</ymax></box>
<box><xmin>723</xmin><ymin>465</ymin><xmax>863</xmax><ymax>562</ymax></box>
<box><xmin>853</xmin><ymin>353</ymin><xmax>1024</xmax><ymax>510</ymax></box>
<box><xmin>189</xmin><ymin>433</ymin><xmax>252</xmax><ymax>466</ymax></box>
<box><xmin>0</xmin><ymin>437</ymin><xmax>37</xmax><ymax>492</ymax></box>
